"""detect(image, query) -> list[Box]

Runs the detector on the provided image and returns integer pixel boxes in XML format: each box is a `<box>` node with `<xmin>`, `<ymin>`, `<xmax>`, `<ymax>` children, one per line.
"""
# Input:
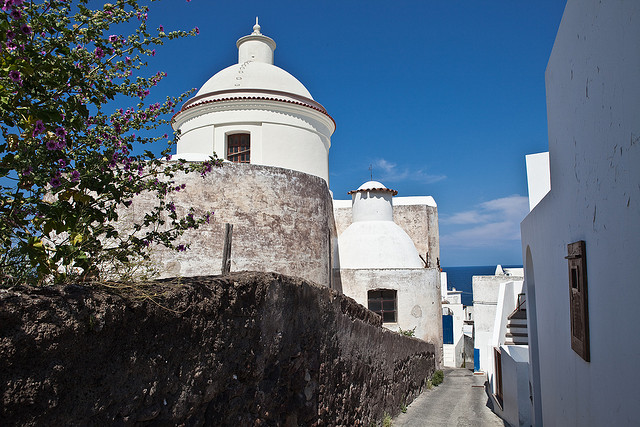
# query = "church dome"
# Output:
<box><xmin>337</xmin><ymin>221</ymin><xmax>423</xmax><ymax>269</ymax></box>
<box><xmin>196</xmin><ymin>62</ymin><xmax>313</xmax><ymax>100</ymax></box>
<box><xmin>337</xmin><ymin>181</ymin><xmax>422</xmax><ymax>269</ymax></box>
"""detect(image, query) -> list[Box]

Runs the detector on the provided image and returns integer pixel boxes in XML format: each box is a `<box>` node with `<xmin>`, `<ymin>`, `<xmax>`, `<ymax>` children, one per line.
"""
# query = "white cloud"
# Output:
<box><xmin>372</xmin><ymin>158</ymin><xmax>446</xmax><ymax>184</ymax></box>
<box><xmin>441</xmin><ymin>195</ymin><xmax>529</xmax><ymax>248</ymax></box>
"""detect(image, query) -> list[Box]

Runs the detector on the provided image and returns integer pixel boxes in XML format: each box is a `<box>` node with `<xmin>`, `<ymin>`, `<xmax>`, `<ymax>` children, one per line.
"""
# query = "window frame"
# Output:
<box><xmin>226</xmin><ymin>132</ymin><xmax>250</xmax><ymax>163</ymax></box>
<box><xmin>367</xmin><ymin>289</ymin><xmax>398</xmax><ymax>323</ymax></box>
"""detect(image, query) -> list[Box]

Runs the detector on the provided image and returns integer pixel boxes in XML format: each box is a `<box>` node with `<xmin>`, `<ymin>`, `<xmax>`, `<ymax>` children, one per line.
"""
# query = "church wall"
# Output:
<box><xmin>338</xmin><ymin>268</ymin><xmax>443</xmax><ymax>367</ymax></box>
<box><xmin>122</xmin><ymin>163</ymin><xmax>334</xmax><ymax>286</ymax></box>
<box><xmin>261</xmin><ymin>122</ymin><xmax>329</xmax><ymax>182</ymax></box>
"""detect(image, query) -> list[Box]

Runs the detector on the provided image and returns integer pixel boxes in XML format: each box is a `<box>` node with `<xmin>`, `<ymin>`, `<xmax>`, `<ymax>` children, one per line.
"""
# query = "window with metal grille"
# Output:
<box><xmin>227</xmin><ymin>133</ymin><xmax>250</xmax><ymax>163</ymax></box>
<box><xmin>367</xmin><ymin>290</ymin><xmax>397</xmax><ymax>323</ymax></box>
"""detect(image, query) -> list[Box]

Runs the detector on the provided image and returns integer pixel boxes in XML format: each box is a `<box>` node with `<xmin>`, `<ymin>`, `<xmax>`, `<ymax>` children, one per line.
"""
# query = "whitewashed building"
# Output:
<box><xmin>334</xmin><ymin>181</ymin><xmax>442</xmax><ymax>363</ymax></box>
<box><xmin>129</xmin><ymin>21</ymin><xmax>444</xmax><ymax>361</ymax></box>
<box><xmin>521</xmin><ymin>0</ymin><xmax>640</xmax><ymax>425</ymax></box>
<box><xmin>172</xmin><ymin>19</ymin><xmax>335</xmax><ymax>183</ymax></box>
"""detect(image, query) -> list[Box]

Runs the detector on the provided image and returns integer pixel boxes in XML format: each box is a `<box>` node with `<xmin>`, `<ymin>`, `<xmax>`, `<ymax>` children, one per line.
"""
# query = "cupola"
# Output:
<box><xmin>171</xmin><ymin>20</ymin><xmax>335</xmax><ymax>184</ymax></box>
<box><xmin>337</xmin><ymin>182</ymin><xmax>423</xmax><ymax>269</ymax></box>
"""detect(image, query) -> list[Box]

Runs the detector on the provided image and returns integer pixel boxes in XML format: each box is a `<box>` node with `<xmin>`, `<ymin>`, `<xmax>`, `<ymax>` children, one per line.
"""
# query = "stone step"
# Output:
<box><xmin>504</xmin><ymin>337</ymin><xmax>528</xmax><ymax>345</ymax></box>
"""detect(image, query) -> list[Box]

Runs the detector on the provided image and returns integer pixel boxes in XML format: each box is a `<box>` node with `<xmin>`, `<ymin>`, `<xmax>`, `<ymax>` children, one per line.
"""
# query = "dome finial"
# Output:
<box><xmin>253</xmin><ymin>17</ymin><xmax>261</xmax><ymax>35</ymax></box>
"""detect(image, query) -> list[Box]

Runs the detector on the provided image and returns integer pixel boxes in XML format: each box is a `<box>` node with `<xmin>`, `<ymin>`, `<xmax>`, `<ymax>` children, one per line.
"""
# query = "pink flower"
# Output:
<box><xmin>94</xmin><ymin>47</ymin><xmax>104</xmax><ymax>59</ymax></box>
<box><xmin>195</xmin><ymin>27</ymin><xmax>200</xmax><ymax>35</ymax></box>
<box><xmin>19</xmin><ymin>24</ymin><xmax>31</xmax><ymax>35</ymax></box>
<box><xmin>108</xmin><ymin>35</ymin><xmax>118</xmax><ymax>43</ymax></box>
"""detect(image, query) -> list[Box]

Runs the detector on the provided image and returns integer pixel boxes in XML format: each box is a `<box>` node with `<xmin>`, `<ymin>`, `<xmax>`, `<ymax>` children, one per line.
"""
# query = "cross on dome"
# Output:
<box><xmin>252</xmin><ymin>17</ymin><xmax>261</xmax><ymax>35</ymax></box>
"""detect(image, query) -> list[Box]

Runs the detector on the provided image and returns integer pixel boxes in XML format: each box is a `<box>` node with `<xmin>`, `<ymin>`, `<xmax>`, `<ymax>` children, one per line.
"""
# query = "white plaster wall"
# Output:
<box><xmin>337</xmin><ymin>221</ymin><xmax>423</xmax><ymax>269</ymax></box>
<box><xmin>174</xmin><ymin>102</ymin><xmax>333</xmax><ymax>183</ymax></box>
<box><xmin>339</xmin><ymin>268</ymin><xmax>443</xmax><ymax>366</ymax></box>
<box><xmin>525</xmin><ymin>152</ymin><xmax>550</xmax><ymax>212</ymax></box>
<box><xmin>491</xmin><ymin>280</ymin><xmax>524</xmax><ymax>350</ymax></box>
<box><xmin>442</xmin><ymin>300</ymin><xmax>465</xmax><ymax>367</ymax></box>
<box><xmin>521</xmin><ymin>1</ymin><xmax>640</xmax><ymax>425</ymax></box>
<box><xmin>472</xmin><ymin>275</ymin><xmax>522</xmax><ymax>376</ymax></box>
<box><xmin>352</xmin><ymin>192</ymin><xmax>393</xmax><ymax>222</ymax></box>
<box><xmin>472</xmin><ymin>276</ymin><xmax>501</xmax><ymax>374</ymax></box>
<box><xmin>440</xmin><ymin>271</ymin><xmax>448</xmax><ymax>300</ymax></box>
<box><xmin>500</xmin><ymin>345</ymin><xmax>531</xmax><ymax>427</ymax></box>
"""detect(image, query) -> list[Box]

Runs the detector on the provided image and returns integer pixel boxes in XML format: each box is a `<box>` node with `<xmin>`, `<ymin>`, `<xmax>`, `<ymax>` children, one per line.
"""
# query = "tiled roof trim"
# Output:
<box><xmin>173</xmin><ymin>96</ymin><xmax>335</xmax><ymax>125</ymax></box>
<box><xmin>347</xmin><ymin>187</ymin><xmax>398</xmax><ymax>196</ymax></box>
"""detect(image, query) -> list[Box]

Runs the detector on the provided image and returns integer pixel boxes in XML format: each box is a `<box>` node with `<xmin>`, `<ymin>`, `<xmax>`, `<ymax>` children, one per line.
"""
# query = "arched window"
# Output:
<box><xmin>227</xmin><ymin>133</ymin><xmax>250</xmax><ymax>163</ymax></box>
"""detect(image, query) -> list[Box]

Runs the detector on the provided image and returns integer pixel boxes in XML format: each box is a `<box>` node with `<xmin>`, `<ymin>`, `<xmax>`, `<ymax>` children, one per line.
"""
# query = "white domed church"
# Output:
<box><xmin>130</xmin><ymin>21</ymin><xmax>442</xmax><ymax>361</ymax></box>
<box><xmin>172</xmin><ymin>19</ymin><xmax>334</xmax><ymax>183</ymax></box>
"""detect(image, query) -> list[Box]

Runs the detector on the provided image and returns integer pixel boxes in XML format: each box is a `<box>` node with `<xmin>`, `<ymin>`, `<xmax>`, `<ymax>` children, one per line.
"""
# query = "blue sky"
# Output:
<box><xmin>142</xmin><ymin>0</ymin><xmax>567</xmax><ymax>267</ymax></box>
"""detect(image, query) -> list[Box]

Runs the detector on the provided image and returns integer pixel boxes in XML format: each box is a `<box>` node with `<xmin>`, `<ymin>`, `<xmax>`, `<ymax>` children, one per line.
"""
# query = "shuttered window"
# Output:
<box><xmin>566</xmin><ymin>240</ymin><xmax>590</xmax><ymax>362</ymax></box>
<box><xmin>227</xmin><ymin>133</ymin><xmax>250</xmax><ymax>163</ymax></box>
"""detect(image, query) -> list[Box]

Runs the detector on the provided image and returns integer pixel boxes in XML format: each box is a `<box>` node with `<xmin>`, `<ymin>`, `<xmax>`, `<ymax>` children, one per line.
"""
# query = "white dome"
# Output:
<box><xmin>196</xmin><ymin>62</ymin><xmax>313</xmax><ymax>100</ymax></box>
<box><xmin>358</xmin><ymin>181</ymin><xmax>386</xmax><ymax>191</ymax></box>
<box><xmin>338</xmin><ymin>221</ymin><xmax>423</xmax><ymax>269</ymax></box>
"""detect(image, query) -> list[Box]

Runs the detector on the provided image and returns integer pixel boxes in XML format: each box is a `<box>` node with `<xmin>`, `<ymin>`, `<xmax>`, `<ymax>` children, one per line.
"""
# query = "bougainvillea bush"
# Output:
<box><xmin>0</xmin><ymin>0</ymin><xmax>219</xmax><ymax>285</ymax></box>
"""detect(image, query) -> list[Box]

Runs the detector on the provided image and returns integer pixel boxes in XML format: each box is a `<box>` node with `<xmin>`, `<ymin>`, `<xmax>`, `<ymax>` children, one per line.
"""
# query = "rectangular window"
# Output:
<box><xmin>368</xmin><ymin>290</ymin><xmax>397</xmax><ymax>323</ymax></box>
<box><xmin>227</xmin><ymin>133</ymin><xmax>250</xmax><ymax>163</ymax></box>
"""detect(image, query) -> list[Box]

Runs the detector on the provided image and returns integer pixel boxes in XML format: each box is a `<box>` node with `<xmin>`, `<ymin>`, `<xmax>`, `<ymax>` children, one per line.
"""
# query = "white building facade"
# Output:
<box><xmin>172</xmin><ymin>20</ymin><xmax>335</xmax><ymax>184</ymax></box>
<box><xmin>521</xmin><ymin>1</ymin><xmax>640</xmax><ymax>425</ymax></box>
<box><xmin>335</xmin><ymin>182</ymin><xmax>443</xmax><ymax>365</ymax></box>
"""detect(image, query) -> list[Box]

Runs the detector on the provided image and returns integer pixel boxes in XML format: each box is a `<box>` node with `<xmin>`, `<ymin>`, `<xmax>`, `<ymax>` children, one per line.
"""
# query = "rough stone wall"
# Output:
<box><xmin>332</xmin><ymin>203</ymin><xmax>440</xmax><ymax>269</ymax></box>
<box><xmin>0</xmin><ymin>272</ymin><xmax>435</xmax><ymax>426</ymax></box>
<box><xmin>123</xmin><ymin>163</ymin><xmax>334</xmax><ymax>287</ymax></box>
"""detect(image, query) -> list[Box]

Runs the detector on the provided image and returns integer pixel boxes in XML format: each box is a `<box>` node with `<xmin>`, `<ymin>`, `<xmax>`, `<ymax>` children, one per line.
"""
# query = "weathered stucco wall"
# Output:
<box><xmin>123</xmin><ymin>163</ymin><xmax>334</xmax><ymax>287</ymax></box>
<box><xmin>0</xmin><ymin>272</ymin><xmax>435</xmax><ymax>426</ymax></box>
<box><xmin>393</xmin><ymin>203</ymin><xmax>440</xmax><ymax>269</ymax></box>
<box><xmin>337</xmin><ymin>268</ymin><xmax>443</xmax><ymax>367</ymax></box>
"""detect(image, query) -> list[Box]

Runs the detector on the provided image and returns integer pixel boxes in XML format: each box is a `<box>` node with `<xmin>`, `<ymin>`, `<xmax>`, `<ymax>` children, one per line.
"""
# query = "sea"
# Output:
<box><xmin>441</xmin><ymin>265</ymin><xmax>523</xmax><ymax>307</ymax></box>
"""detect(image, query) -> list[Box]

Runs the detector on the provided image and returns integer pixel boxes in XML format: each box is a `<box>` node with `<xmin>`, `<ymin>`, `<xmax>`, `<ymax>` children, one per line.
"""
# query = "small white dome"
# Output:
<box><xmin>195</xmin><ymin>62</ymin><xmax>313</xmax><ymax>99</ymax></box>
<box><xmin>358</xmin><ymin>181</ymin><xmax>386</xmax><ymax>191</ymax></box>
<box><xmin>338</xmin><ymin>221</ymin><xmax>423</xmax><ymax>269</ymax></box>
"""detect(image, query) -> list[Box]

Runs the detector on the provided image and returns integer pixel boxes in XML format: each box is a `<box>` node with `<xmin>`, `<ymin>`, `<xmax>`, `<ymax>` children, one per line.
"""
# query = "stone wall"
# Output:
<box><xmin>0</xmin><ymin>272</ymin><xmax>435</xmax><ymax>426</ymax></box>
<box><xmin>123</xmin><ymin>163</ymin><xmax>335</xmax><ymax>287</ymax></box>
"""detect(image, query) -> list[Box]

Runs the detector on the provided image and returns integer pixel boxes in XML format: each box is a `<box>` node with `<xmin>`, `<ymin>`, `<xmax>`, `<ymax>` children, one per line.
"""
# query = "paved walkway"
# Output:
<box><xmin>393</xmin><ymin>368</ymin><xmax>507</xmax><ymax>427</ymax></box>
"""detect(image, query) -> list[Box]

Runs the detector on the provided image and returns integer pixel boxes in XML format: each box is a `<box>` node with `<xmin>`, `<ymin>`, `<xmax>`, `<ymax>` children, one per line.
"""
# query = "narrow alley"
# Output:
<box><xmin>393</xmin><ymin>369</ymin><xmax>507</xmax><ymax>427</ymax></box>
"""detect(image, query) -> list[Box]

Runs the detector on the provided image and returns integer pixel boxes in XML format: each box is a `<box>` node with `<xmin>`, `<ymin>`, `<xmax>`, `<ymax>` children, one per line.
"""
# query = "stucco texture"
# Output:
<box><xmin>121</xmin><ymin>163</ymin><xmax>335</xmax><ymax>287</ymax></box>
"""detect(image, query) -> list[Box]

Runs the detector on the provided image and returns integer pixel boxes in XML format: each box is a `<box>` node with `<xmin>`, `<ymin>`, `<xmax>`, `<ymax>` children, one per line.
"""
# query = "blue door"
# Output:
<box><xmin>442</xmin><ymin>315</ymin><xmax>454</xmax><ymax>344</ymax></box>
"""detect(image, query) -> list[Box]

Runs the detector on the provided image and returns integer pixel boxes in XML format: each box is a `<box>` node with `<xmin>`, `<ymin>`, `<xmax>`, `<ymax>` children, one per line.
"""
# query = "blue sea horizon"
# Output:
<box><xmin>441</xmin><ymin>265</ymin><xmax>523</xmax><ymax>307</ymax></box>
